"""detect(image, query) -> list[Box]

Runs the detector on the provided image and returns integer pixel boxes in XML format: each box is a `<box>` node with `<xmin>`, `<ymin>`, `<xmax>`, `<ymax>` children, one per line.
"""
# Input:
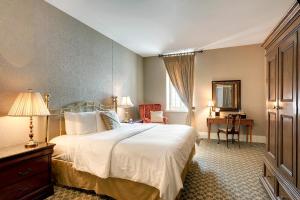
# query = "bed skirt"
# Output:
<box><xmin>51</xmin><ymin>146</ymin><xmax>195</xmax><ymax>200</ymax></box>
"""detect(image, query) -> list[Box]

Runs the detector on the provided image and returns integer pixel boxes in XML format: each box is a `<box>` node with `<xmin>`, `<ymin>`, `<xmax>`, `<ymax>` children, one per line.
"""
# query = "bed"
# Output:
<box><xmin>47</xmin><ymin>101</ymin><xmax>196</xmax><ymax>200</ymax></box>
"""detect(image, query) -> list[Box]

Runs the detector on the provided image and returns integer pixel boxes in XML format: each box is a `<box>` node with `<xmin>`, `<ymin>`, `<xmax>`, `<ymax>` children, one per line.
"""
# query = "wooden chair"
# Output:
<box><xmin>217</xmin><ymin>114</ymin><xmax>241</xmax><ymax>148</ymax></box>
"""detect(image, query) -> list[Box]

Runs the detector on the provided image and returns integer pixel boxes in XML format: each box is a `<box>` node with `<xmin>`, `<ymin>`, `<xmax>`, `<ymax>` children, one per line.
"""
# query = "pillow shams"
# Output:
<box><xmin>150</xmin><ymin>111</ymin><xmax>164</xmax><ymax>123</ymax></box>
<box><xmin>64</xmin><ymin>111</ymin><xmax>97</xmax><ymax>135</ymax></box>
<box><xmin>96</xmin><ymin>110</ymin><xmax>107</xmax><ymax>132</ymax></box>
<box><xmin>100</xmin><ymin>111</ymin><xmax>121</xmax><ymax>130</ymax></box>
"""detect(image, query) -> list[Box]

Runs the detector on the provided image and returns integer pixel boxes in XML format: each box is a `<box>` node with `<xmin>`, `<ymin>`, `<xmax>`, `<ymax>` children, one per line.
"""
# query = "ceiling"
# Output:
<box><xmin>45</xmin><ymin>0</ymin><xmax>295</xmax><ymax>57</ymax></box>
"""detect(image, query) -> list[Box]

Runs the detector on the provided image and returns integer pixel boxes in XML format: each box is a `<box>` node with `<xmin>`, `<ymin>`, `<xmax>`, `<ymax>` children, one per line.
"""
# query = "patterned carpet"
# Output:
<box><xmin>47</xmin><ymin>139</ymin><xmax>270</xmax><ymax>200</ymax></box>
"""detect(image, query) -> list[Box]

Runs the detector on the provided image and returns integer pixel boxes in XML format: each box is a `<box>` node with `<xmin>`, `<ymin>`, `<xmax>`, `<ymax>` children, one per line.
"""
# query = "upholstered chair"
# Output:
<box><xmin>139</xmin><ymin>104</ymin><xmax>168</xmax><ymax>124</ymax></box>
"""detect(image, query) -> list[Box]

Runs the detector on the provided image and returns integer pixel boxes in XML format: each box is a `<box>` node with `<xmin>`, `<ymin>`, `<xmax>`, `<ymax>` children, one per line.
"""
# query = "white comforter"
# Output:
<box><xmin>50</xmin><ymin>123</ymin><xmax>196</xmax><ymax>200</ymax></box>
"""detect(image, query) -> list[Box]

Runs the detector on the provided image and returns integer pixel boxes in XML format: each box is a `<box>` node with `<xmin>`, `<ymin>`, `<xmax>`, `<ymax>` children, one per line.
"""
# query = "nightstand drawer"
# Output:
<box><xmin>0</xmin><ymin>171</ymin><xmax>49</xmax><ymax>200</ymax></box>
<box><xmin>0</xmin><ymin>155</ymin><xmax>49</xmax><ymax>188</ymax></box>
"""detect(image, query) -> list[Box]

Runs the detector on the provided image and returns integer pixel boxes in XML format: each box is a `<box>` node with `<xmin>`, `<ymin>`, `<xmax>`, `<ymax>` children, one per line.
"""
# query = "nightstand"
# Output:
<box><xmin>0</xmin><ymin>142</ymin><xmax>55</xmax><ymax>200</ymax></box>
<box><xmin>122</xmin><ymin>119</ymin><xmax>143</xmax><ymax>124</ymax></box>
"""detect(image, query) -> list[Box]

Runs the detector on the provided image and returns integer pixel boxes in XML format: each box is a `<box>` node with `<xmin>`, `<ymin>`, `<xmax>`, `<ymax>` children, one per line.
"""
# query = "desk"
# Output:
<box><xmin>207</xmin><ymin>117</ymin><xmax>254</xmax><ymax>143</ymax></box>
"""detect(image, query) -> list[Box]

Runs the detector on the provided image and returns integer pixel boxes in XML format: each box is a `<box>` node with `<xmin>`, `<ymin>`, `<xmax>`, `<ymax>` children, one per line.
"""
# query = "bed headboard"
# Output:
<box><xmin>46</xmin><ymin>97</ymin><xmax>116</xmax><ymax>142</ymax></box>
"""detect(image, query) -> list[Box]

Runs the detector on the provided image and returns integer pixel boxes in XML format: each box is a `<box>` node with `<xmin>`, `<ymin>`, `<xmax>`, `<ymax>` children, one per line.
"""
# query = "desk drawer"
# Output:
<box><xmin>0</xmin><ymin>155</ymin><xmax>49</xmax><ymax>187</ymax></box>
<box><xmin>0</xmin><ymin>171</ymin><xmax>49</xmax><ymax>200</ymax></box>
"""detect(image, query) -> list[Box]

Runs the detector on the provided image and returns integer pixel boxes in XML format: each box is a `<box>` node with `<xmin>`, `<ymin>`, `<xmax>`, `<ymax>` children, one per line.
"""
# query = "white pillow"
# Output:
<box><xmin>150</xmin><ymin>111</ymin><xmax>164</xmax><ymax>123</ymax></box>
<box><xmin>96</xmin><ymin>111</ymin><xmax>107</xmax><ymax>132</ymax></box>
<box><xmin>64</xmin><ymin>111</ymin><xmax>97</xmax><ymax>135</ymax></box>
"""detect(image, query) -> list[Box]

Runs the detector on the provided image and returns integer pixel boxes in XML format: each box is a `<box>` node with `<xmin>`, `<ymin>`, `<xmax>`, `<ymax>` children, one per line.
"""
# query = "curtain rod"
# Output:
<box><xmin>158</xmin><ymin>50</ymin><xmax>204</xmax><ymax>57</ymax></box>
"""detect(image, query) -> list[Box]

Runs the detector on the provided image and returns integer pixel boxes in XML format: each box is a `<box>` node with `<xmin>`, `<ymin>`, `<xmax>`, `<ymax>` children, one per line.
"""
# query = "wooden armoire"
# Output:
<box><xmin>261</xmin><ymin>2</ymin><xmax>300</xmax><ymax>200</ymax></box>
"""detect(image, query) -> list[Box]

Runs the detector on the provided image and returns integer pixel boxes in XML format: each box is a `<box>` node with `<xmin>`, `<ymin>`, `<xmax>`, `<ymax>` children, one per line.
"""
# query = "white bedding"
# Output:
<box><xmin>50</xmin><ymin>123</ymin><xmax>196</xmax><ymax>200</ymax></box>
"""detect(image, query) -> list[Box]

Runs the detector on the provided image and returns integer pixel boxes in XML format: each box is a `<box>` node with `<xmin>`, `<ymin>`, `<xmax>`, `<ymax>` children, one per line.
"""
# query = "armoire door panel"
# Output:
<box><xmin>278</xmin><ymin>32</ymin><xmax>297</xmax><ymax>184</ymax></box>
<box><xmin>281</xmin><ymin>44</ymin><xmax>294</xmax><ymax>101</ymax></box>
<box><xmin>268</xmin><ymin>57</ymin><xmax>277</xmax><ymax>101</ymax></box>
<box><xmin>266</xmin><ymin>48</ymin><xmax>278</xmax><ymax>166</ymax></box>
<box><xmin>267</xmin><ymin>112</ymin><xmax>277</xmax><ymax>161</ymax></box>
<box><xmin>279</xmin><ymin>115</ymin><xmax>293</xmax><ymax>176</ymax></box>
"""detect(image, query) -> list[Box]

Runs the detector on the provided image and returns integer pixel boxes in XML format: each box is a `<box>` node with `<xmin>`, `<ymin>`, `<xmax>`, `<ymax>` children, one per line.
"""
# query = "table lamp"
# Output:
<box><xmin>207</xmin><ymin>100</ymin><xmax>214</xmax><ymax>117</ymax></box>
<box><xmin>119</xmin><ymin>96</ymin><xmax>134</xmax><ymax>123</ymax></box>
<box><xmin>8</xmin><ymin>89</ymin><xmax>50</xmax><ymax>148</ymax></box>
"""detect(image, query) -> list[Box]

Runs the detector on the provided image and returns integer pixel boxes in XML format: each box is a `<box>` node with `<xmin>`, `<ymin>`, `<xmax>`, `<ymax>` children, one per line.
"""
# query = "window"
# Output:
<box><xmin>166</xmin><ymin>74</ymin><xmax>187</xmax><ymax>112</ymax></box>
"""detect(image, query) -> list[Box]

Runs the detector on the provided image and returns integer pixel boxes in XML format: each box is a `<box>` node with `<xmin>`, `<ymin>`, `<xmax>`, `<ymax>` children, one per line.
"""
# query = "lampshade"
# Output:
<box><xmin>207</xmin><ymin>100</ymin><xmax>214</xmax><ymax>107</ymax></box>
<box><xmin>8</xmin><ymin>90</ymin><xmax>50</xmax><ymax>116</ymax></box>
<box><xmin>119</xmin><ymin>96</ymin><xmax>134</xmax><ymax>108</ymax></box>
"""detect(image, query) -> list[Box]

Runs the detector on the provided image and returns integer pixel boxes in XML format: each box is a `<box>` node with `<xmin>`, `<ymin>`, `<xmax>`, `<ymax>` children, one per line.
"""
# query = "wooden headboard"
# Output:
<box><xmin>46</xmin><ymin>99</ymin><xmax>116</xmax><ymax>142</ymax></box>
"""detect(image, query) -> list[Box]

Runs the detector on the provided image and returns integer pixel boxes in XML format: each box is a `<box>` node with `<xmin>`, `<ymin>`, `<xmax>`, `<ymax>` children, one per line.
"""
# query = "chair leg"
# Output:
<box><xmin>226</xmin><ymin>133</ymin><xmax>229</xmax><ymax>148</ymax></box>
<box><xmin>217</xmin><ymin>130</ymin><xmax>220</xmax><ymax>144</ymax></box>
<box><xmin>232</xmin><ymin>133</ymin><xmax>234</xmax><ymax>144</ymax></box>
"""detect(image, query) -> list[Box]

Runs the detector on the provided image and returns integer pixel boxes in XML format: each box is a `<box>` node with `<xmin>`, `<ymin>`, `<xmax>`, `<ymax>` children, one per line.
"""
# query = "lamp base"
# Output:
<box><xmin>124</xmin><ymin>111</ymin><xmax>132</xmax><ymax>123</ymax></box>
<box><xmin>25</xmin><ymin>140</ymin><xmax>38</xmax><ymax>148</ymax></box>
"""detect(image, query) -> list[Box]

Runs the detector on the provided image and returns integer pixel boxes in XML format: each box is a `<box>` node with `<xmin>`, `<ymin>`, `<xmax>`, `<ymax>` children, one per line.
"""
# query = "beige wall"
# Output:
<box><xmin>0</xmin><ymin>0</ymin><xmax>143</xmax><ymax>148</ymax></box>
<box><xmin>144</xmin><ymin>44</ymin><xmax>266</xmax><ymax>139</ymax></box>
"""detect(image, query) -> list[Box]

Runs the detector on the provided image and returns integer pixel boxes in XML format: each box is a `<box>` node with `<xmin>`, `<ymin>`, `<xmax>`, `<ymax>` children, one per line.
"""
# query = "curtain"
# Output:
<box><xmin>163</xmin><ymin>54</ymin><xmax>195</xmax><ymax>126</ymax></box>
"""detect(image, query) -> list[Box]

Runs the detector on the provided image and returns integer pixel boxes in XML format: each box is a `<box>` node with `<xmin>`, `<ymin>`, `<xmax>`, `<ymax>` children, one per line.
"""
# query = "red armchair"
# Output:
<box><xmin>139</xmin><ymin>104</ymin><xmax>168</xmax><ymax>124</ymax></box>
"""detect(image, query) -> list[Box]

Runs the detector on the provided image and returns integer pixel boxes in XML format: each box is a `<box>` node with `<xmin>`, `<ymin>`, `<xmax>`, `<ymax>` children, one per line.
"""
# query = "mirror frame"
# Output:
<box><xmin>212</xmin><ymin>80</ymin><xmax>241</xmax><ymax>112</ymax></box>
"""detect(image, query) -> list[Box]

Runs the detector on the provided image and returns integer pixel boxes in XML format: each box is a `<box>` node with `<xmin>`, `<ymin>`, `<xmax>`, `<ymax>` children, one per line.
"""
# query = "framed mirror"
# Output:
<box><xmin>212</xmin><ymin>80</ymin><xmax>241</xmax><ymax>111</ymax></box>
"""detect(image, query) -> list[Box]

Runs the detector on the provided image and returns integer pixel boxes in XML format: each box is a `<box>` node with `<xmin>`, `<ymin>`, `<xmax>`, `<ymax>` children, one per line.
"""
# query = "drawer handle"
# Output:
<box><xmin>17</xmin><ymin>184</ymin><xmax>34</xmax><ymax>192</ymax></box>
<box><xmin>17</xmin><ymin>186</ymin><xmax>30</xmax><ymax>192</ymax></box>
<box><xmin>18</xmin><ymin>168</ymin><xmax>32</xmax><ymax>177</ymax></box>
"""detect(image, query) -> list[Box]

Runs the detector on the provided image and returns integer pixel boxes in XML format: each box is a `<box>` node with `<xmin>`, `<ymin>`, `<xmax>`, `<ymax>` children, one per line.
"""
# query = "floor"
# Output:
<box><xmin>47</xmin><ymin>139</ymin><xmax>270</xmax><ymax>200</ymax></box>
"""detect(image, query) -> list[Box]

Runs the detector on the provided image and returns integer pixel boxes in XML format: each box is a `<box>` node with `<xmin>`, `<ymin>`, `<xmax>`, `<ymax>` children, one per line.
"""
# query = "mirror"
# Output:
<box><xmin>212</xmin><ymin>80</ymin><xmax>241</xmax><ymax>111</ymax></box>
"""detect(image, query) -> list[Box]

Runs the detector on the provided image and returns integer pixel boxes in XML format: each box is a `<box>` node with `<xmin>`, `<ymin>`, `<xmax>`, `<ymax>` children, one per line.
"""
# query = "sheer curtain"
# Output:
<box><xmin>163</xmin><ymin>54</ymin><xmax>195</xmax><ymax>126</ymax></box>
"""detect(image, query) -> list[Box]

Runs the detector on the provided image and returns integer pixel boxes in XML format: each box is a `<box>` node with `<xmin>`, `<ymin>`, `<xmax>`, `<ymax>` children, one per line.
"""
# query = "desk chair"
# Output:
<box><xmin>217</xmin><ymin>114</ymin><xmax>241</xmax><ymax>148</ymax></box>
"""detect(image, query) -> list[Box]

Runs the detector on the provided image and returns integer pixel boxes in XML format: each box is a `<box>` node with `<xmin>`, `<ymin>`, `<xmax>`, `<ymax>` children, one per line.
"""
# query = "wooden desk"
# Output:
<box><xmin>207</xmin><ymin>117</ymin><xmax>254</xmax><ymax>143</ymax></box>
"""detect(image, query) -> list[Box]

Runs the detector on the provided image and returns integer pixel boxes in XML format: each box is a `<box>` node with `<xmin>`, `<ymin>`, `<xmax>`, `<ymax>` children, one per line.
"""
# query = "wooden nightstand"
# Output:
<box><xmin>0</xmin><ymin>142</ymin><xmax>55</xmax><ymax>200</ymax></box>
<box><xmin>122</xmin><ymin>119</ymin><xmax>143</xmax><ymax>124</ymax></box>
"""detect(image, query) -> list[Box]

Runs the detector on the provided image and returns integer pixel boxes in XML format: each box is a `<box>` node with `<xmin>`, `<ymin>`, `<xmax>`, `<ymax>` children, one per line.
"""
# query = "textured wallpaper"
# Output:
<box><xmin>0</xmin><ymin>0</ymin><xmax>143</xmax><ymax>147</ymax></box>
<box><xmin>0</xmin><ymin>0</ymin><xmax>143</xmax><ymax>112</ymax></box>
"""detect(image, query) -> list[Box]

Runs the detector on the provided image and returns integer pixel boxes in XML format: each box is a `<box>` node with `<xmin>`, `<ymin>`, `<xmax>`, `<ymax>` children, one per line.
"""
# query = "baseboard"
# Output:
<box><xmin>198</xmin><ymin>132</ymin><xmax>266</xmax><ymax>144</ymax></box>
